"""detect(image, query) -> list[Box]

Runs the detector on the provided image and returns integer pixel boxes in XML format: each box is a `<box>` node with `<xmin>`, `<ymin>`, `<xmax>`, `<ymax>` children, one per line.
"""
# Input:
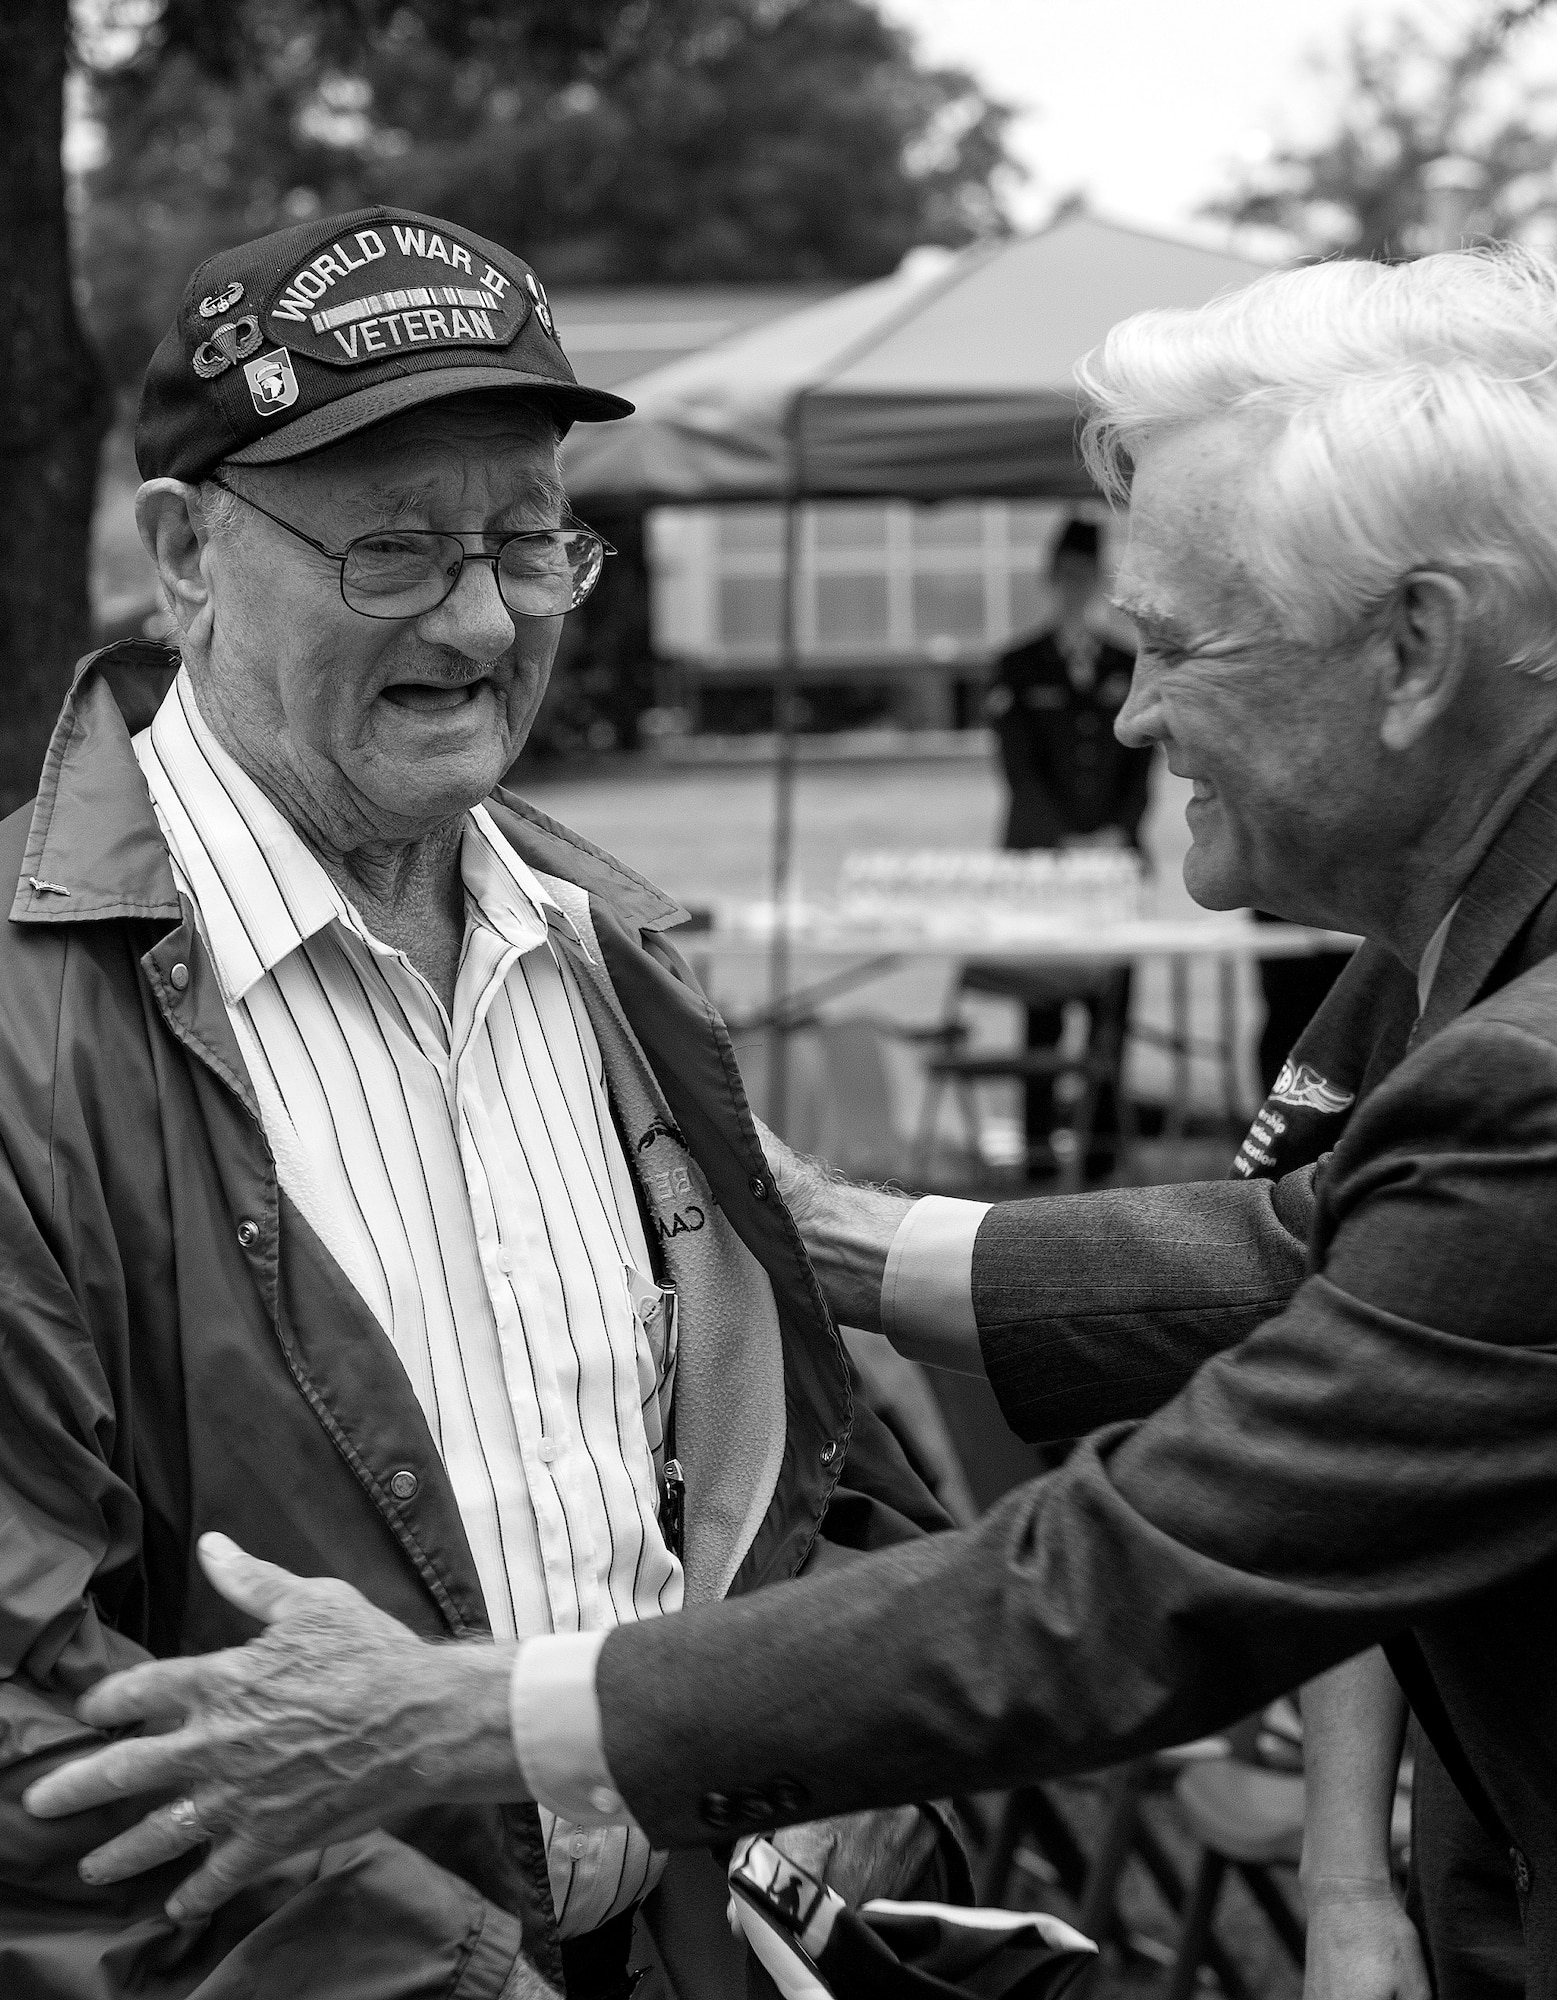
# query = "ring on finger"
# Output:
<box><xmin>168</xmin><ymin>1796</ymin><xmax>212</xmax><ymax>1843</ymax></box>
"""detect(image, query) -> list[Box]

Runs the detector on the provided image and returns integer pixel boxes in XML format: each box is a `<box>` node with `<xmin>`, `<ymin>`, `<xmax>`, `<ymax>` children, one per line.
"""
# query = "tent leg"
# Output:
<box><xmin>765</xmin><ymin>497</ymin><xmax>803</xmax><ymax>1135</ymax></box>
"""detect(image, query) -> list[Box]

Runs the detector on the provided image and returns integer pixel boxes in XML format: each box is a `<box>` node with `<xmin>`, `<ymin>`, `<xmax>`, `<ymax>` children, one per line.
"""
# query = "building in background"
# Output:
<box><xmin>646</xmin><ymin>497</ymin><xmax>1089</xmax><ymax>731</ymax></box>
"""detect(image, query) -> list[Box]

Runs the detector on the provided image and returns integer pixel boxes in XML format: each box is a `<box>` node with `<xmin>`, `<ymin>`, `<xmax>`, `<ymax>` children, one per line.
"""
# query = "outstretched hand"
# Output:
<box><xmin>23</xmin><ymin>1534</ymin><xmax>526</xmax><ymax>1922</ymax></box>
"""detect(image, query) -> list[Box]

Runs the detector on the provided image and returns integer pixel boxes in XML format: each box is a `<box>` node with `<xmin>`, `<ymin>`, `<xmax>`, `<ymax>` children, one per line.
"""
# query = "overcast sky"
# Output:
<box><xmin>878</xmin><ymin>0</ymin><xmax>1557</xmax><ymax>241</ymax></box>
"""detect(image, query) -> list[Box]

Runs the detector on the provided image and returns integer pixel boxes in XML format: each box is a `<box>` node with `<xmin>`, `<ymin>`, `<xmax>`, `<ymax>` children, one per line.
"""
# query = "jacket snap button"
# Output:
<box><xmin>170</xmin><ymin>962</ymin><xmax>190</xmax><ymax>992</ymax></box>
<box><xmin>819</xmin><ymin>1439</ymin><xmax>837</xmax><ymax>1465</ymax></box>
<box><xmin>748</xmin><ymin>1175</ymin><xmax>768</xmax><ymax>1200</ymax></box>
<box><xmin>236</xmin><ymin>1219</ymin><xmax>260</xmax><ymax>1249</ymax></box>
<box><xmin>388</xmin><ymin>1469</ymin><xmax>419</xmax><ymax>1501</ymax></box>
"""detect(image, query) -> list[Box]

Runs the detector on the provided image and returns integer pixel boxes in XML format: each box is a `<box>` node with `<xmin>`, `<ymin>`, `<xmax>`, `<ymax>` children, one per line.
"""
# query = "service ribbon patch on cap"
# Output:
<box><xmin>265</xmin><ymin>222</ymin><xmax>530</xmax><ymax>367</ymax></box>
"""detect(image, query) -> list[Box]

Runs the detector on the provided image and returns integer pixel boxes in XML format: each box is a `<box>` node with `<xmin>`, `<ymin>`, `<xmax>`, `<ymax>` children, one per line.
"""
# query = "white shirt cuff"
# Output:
<box><xmin>510</xmin><ymin>1632</ymin><xmax>639</xmax><ymax>1828</ymax></box>
<box><xmin>879</xmin><ymin>1195</ymin><xmax>991</xmax><ymax>1375</ymax></box>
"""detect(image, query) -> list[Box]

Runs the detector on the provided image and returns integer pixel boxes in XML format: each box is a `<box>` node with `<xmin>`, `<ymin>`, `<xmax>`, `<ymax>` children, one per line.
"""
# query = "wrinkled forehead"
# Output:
<box><xmin>259</xmin><ymin>397</ymin><xmax>566</xmax><ymax>525</ymax></box>
<box><xmin>1114</xmin><ymin>415</ymin><xmax>1271</xmax><ymax>635</ymax></box>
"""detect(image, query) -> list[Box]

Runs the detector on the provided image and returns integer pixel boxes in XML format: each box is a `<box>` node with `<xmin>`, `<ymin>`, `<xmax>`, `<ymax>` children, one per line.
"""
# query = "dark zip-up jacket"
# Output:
<box><xmin>0</xmin><ymin>644</ymin><xmax>946</xmax><ymax>2000</ymax></box>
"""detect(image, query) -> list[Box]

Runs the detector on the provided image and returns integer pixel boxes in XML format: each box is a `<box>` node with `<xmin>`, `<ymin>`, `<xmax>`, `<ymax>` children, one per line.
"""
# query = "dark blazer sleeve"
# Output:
<box><xmin>971</xmin><ymin>1165</ymin><xmax>1316</xmax><ymax>1440</ymax></box>
<box><xmin>594</xmin><ymin>1012</ymin><xmax>1557</xmax><ymax>1845</ymax></box>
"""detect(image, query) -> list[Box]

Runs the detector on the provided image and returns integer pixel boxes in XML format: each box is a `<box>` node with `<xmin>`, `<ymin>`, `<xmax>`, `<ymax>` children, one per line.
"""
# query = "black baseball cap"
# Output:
<box><xmin>136</xmin><ymin>205</ymin><xmax>633</xmax><ymax>482</ymax></box>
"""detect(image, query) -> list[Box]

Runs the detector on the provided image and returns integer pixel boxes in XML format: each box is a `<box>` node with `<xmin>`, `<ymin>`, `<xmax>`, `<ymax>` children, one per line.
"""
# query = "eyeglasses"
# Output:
<box><xmin>207</xmin><ymin>474</ymin><xmax>614</xmax><ymax>620</ymax></box>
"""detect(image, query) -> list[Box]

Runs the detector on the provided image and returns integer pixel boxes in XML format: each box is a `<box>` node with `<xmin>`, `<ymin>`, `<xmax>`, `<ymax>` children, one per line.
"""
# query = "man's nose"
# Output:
<box><xmin>1114</xmin><ymin>654</ymin><xmax>1164</xmax><ymax>748</ymax></box>
<box><xmin>419</xmin><ymin>555</ymin><xmax>515</xmax><ymax>659</ymax></box>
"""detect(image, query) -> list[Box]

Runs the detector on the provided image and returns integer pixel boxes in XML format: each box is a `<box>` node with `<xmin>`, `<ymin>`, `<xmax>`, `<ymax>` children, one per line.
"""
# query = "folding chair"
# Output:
<box><xmin>912</xmin><ymin>959</ymin><xmax>1135</xmax><ymax>1187</ymax></box>
<box><xmin>1164</xmin><ymin>1759</ymin><xmax>1306</xmax><ymax>2000</ymax></box>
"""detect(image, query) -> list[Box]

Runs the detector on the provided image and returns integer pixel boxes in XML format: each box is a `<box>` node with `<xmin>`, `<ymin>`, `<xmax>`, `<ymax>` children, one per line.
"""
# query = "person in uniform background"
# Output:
<box><xmin>984</xmin><ymin>517</ymin><xmax>1155</xmax><ymax>1173</ymax></box>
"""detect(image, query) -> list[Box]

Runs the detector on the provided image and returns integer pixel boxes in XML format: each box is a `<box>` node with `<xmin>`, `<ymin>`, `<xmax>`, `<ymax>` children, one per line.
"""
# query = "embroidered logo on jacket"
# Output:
<box><xmin>1269</xmin><ymin>1059</ymin><xmax>1356</xmax><ymax>1115</ymax></box>
<box><xmin>1232</xmin><ymin>1060</ymin><xmax>1357</xmax><ymax>1180</ymax></box>
<box><xmin>636</xmin><ymin>1116</ymin><xmax>704</xmax><ymax>1239</ymax></box>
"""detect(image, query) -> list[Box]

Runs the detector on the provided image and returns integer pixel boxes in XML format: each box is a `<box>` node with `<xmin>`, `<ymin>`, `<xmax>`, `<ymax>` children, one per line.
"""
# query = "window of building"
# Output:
<box><xmin>649</xmin><ymin>498</ymin><xmax>1083</xmax><ymax>667</ymax></box>
<box><xmin>912</xmin><ymin>504</ymin><xmax>983</xmax><ymax>551</ymax></box>
<box><xmin>815</xmin><ymin>572</ymin><xmax>891</xmax><ymax>648</ymax></box>
<box><xmin>719</xmin><ymin>508</ymin><xmax>785</xmax><ymax>555</ymax></box>
<box><xmin>717</xmin><ymin>574</ymin><xmax>783</xmax><ymax>648</ymax></box>
<box><xmin>912</xmin><ymin>572</ymin><xmax>986</xmax><ymax>643</ymax></box>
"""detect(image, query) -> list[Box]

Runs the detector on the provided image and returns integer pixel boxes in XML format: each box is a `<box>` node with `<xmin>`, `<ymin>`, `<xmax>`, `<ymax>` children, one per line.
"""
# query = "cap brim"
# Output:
<box><xmin>225</xmin><ymin>365</ymin><xmax>633</xmax><ymax>467</ymax></box>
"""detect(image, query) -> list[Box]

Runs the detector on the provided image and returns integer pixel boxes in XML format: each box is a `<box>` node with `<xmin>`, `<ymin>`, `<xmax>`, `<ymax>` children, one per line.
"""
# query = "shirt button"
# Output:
<box><xmin>569</xmin><ymin>1833</ymin><xmax>589</xmax><ymax>1859</ymax></box>
<box><xmin>748</xmin><ymin>1175</ymin><xmax>768</xmax><ymax>1200</ymax></box>
<box><xmin>590</xmin><ymin>1785</ymin><xmax>623</xmax><ymax>1816</ymax></box>
<box><xmin>388</xmin><ymin>1469</ymin><xmax>419</xmax><ymax>1502</ymax></box>
<box><xmin>170</xmin><ymin>962</ymin><xmax>190</xmax><ymax>992</ymax></box>
<box><xmin>236</xmin><ymin>1219</ymin><xmax>260</xmax><ymax>1249</ymax></box>
<box><xmin>537</xmin><ymin>1436</ymin><xmax>559</xmax><ymax>1463</ymax></box>
<box><xmin>495</xmin><ymin>1247</ymin><xmax>515</xmax><ymax>1274</ymax></box>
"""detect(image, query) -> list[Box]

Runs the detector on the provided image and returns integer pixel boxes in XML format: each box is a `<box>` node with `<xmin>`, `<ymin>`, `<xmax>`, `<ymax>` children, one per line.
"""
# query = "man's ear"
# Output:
<box><xmin>135</xmin><ymin>479</ymin><xmax>219</xmax><ymax>650</ymax></box>
<box><xmin>1377</xmin><ymin>570</ymin><xmax>1471</xmax><ymax>752</ymax></box>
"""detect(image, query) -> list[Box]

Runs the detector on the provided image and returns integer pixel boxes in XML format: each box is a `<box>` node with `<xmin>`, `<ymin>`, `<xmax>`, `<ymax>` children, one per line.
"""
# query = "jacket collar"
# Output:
<box><xmin>1412</xmin><ymin>745</ymin><xmax>1557</xmax><ymax>1047</ymax></box>
<box><xmin>10</xmin><ymin>641</ymin><xmax>687</xmax><ymax>937</ymax></box>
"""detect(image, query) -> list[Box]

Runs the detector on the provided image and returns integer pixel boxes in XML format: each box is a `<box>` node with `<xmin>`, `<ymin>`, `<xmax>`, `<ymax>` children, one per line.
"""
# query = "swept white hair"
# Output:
<box><xmin>1077</xmin><ymin>245</ymin><xmax>1557</xmax><ymax>677</ymax></box>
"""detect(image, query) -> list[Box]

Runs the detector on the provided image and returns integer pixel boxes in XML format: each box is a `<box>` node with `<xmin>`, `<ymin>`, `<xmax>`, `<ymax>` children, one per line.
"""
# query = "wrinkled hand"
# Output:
<box><xmin>772</xmin><ymin>1806</ymin><xmax>943</xmax><ymax>1907</ymax></box>
<box><xmin>751</xmin><ymin>1118</ymin><xmax>832</xmax><ymax>1227</ymax></box>
<box><xmin>751</xmin><ymin>1118</ymin><xmax>912</xmax><ymax>1332</ymax></box>
<box><xmin>1302</xmin><ymin>1882</ymin><xmax>1430</xmax><ymax>2000</ymax></box>
<box><xmin>23</xmin><ymin>1534</ymin><xmax>524</xmax><ymax>1923</ymax></box>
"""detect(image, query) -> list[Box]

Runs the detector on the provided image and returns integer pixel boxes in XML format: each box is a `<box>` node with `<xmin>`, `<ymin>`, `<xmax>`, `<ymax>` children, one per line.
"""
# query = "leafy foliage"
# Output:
<box><xmin>74</xmin><ymin>0</ymin><xmax>1015</xmax><ymax>389</ymax></box>
<box><xmin>1204</xmin><ymin>0</ymin><xmax>1557</xmax><ymax>259</ymax></box>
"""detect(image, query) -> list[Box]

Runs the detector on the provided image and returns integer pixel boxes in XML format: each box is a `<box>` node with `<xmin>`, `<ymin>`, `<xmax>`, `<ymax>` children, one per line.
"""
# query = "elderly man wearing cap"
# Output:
<box><xmin>0</xmin><ymin>208</ymin><xmax>963</xmax><ymax>2000</ymax></box>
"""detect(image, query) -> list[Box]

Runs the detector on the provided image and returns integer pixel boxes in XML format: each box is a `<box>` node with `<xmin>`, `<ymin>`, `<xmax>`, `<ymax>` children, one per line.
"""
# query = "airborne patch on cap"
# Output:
<box><xmin>265</xmin><ymin>222</ymin><xmax>531</xmax><ymax>368</ymax></box>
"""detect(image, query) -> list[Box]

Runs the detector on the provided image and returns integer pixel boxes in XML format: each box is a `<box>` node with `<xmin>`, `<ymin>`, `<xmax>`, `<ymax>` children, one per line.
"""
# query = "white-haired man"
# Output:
<box><xmin>32</xmin><ymin>247</ymin><xmax>1557</xmax><ymax>1997</ymax></box>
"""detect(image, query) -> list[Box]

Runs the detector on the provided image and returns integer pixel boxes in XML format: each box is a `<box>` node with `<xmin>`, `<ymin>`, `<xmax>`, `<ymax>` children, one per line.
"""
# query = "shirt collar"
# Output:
<box><xmin>136</xmin><ymin>672</ymin><xmax>564</xmax><ymax>1003</ymax></box>
<box><xmin>1416</xmin><ymin>900</ymin><xmax>1459</xmax><ymax>1016</ymax></box>
<box><xmin>462</xmin><ymin>803</ymin><xmax>579</xmax><ymax>955</ymax></box>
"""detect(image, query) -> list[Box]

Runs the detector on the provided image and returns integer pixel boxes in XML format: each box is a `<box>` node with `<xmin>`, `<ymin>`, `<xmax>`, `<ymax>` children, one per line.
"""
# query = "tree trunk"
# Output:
<box><xmin>0</xmin><ymin>0</ymin><xmax>111</xmax><ymax>818</ymax></box>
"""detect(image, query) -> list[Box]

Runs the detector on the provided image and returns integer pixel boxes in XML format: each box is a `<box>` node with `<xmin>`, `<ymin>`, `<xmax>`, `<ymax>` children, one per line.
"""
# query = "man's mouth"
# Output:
<box><xmin>1189</xmin><ymin>778</ymin><xmax>1216</xmax><ymax>801</ymax></box>
<box><xmin>380</xmin><ymin>665</ymin><xmax>501</xmax><ymax>714</ymax></box>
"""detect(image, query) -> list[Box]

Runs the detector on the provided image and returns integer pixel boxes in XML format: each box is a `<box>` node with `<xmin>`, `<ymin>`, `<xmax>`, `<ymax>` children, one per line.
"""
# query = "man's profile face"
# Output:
<box><xmin>1111</xmin><ymin>415</ymin><xmax>1387</xmax><ymax>925</ymax></box>
<box><xmin>197</xmin><ymin>399</ymin><xmax>565</xmax><ymax>838</ymax></box>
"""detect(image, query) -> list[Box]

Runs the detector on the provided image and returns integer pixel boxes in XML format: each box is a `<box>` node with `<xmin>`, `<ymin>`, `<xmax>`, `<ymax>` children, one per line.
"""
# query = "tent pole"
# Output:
<box><xmin>765</xmin><ymin>472</ymin><xmax>804</xmax><ymax>1134</ymax></box>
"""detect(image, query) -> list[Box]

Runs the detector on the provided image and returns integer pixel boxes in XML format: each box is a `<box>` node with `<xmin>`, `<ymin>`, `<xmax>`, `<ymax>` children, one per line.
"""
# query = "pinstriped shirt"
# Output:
<box><xmin>133</xmin><ymin>672</ymin><xmax>681</xmax><ymax>1937</ymax></box>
